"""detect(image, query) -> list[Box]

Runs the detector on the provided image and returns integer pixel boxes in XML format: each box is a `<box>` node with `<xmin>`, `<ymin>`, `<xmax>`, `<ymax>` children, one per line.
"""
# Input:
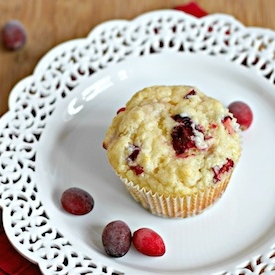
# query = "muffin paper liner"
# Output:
<box><xmin>122</xmin><ymin>175</ymin><xmax>231</xmax><ymax>218</ymax></box>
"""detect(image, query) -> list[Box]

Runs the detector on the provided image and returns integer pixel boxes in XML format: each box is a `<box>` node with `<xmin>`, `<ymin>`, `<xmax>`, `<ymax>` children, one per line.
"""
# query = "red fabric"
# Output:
<box><xmin>0</xmin><ymin>2</ymin><xmax>207</xmax><ymax>274</ymax></box>
<box><xmin>0</xmin><ymin>211</ymin><xmax>41</xmax><ymax>275</ymax></box>
<box><xmin>175</xmin><ymin>1</ymin><xmax>208</xmax><ymax>18</ymax></box>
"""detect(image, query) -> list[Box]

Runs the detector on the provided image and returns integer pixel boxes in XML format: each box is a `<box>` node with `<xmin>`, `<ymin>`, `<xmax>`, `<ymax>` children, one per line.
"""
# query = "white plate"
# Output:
<box><xmin>1</xmin><ymin>10</ymin><xmax>275</xmax><ymax>275</ymax></box>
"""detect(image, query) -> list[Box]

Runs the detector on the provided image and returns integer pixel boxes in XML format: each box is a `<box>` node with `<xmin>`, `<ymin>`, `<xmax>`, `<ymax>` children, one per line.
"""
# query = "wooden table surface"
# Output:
<box><xmin>0</xmin><ymin>0</ymin><xmax>275</xmax><ymax>116</ymax></box>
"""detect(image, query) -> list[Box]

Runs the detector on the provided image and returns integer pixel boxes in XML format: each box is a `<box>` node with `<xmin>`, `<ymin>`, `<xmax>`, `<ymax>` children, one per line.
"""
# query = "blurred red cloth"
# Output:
<box><xmin>175</xmin><ymin>1</ymin><xmax>208</xmax><ymax>18</ymax></box>
<box><xmin>0</xmin><ymin>2</ymin><xmax>207</xmax><ymax>274</ymax></box>
<box><xmin>0</xmin><ymin>215</ymin><xmax>41</xmax><ymax>275</ymax></box>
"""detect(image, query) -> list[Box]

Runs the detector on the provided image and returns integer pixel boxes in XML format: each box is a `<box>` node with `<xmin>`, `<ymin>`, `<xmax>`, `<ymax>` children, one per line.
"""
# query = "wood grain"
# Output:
<box><xmin>0</xmin><ymin>0</ymin><xmax>274</xmax><ymax>115</ymax></box>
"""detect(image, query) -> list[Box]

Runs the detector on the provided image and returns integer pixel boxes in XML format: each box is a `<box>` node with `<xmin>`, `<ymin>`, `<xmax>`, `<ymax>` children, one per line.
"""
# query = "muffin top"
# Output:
<box><xmin>103</xmin><ymin>86</ymin><xmax>241</xmax><ymax>196</ymax></box>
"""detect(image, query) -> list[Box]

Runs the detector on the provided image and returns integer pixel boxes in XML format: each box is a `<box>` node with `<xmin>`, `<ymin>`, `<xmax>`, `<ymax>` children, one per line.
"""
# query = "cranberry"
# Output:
<box><xmin>116</xmin><ymin>107</ymin><xmax>126</xmax><ymax>114</ymax></box>
<box><xmin>133</xmin><ymin>228</ymin><xmax>166</xmax><ymax>257</ymax></box>
<box><xmin>184</xmin><ymin>89</ymin><xmax>196</xmax><ymax>99</ymax></box>
<box><xmin>102</xmin><ymin>220</ymin><xmax>132</xmax><ymax>257</ymax></box>
<box><xmin>222</xmin><ymin>116</ymin><xmax>235</xmax><ymax>134</ymax></box>
<box><xmin>172</xmin><ymin>114</ymin><xmax>188</xmax><ymax>124</ymax></box>
<box><xmin>129</xmin><ymin>164</ymin><xmax>144</xmax><ymax>175</ymax></box>
<box><xmin>127</xmin><ymin>145</ymin><xmax>140</xmax><ymax>162</ymax></box>
<box><xmin>127</xmin><ymin>145</ymin><xmax>144</xmax><ymax>175</ymax></box>
<box><xmin>61</xmin><ymin>187</ymin><xmax>94</xmax><ymax>215</ymax></box>
<box><xmin>228</xmin><ymin>101</ymin><xmax>253</xmax><ymax>131</ymax></box>
<box><xmin>171</xmin><ymin>115</ymin><xmax>196</xmax><ymax>155</ymax></box>
<box><xmin>212</xmin><ymin>158</ymin><xmax>234</xmax><ymax>183</ymax></box>
<box><xmin>1</xmin><ymin>20</ymin><xmax>27</xmax><ymax>50</ymax></box>
<box><xmin>195</xmin><ymin>124</ymin><xmax>205</xmax><ymax>133</ymax></box>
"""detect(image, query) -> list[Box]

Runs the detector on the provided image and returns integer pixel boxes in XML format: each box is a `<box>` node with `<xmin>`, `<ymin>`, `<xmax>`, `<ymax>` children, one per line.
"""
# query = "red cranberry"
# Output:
<box><xmin>127</xmin><ymin>145</ymin><xmax>140</xmax><ymax>162</ymax></box>
<box><xmin>212</xmin><ymin>158</ymin><xmax>234</xmax><ymax>183</ymax></box>
<box><xmin>130</xmin><ymin>164</ymin><xmax>144</xmax><ymax>175</ymax></box>
<box><xmin>171</xmin><ymin>115</ymin><xmax>196</xmax><ymax>155</ymax></box>
<box><xmin>228</xmin><ymin>101</ymin><xmax>253</xmax><ymax>131</ymax></box>
<box><xmin>116</xmin><ymin>107</ymin><xmax>126</xmax><ymax>114</ymax></box>
<box><xmin>61</xmin><ymin>187</ymin><xmax>94</xmax><ymax>215</ymax></box>
<box><xmin>133</xmin><ymin>228</ymin><xmax>166</xmax><ymax>257</ymax></box>
<box><xmin>102</xmin><ymin>220</ymin><xmax>132</xmax><ymax>257</ymax></box>
<box><xmin>195</xmin><ymin>124</ymin><xmax>205</xmax><ymax>133</ymax></box>
<box><xmin>184</xmin><ymin>89</ymin><xmax>196</xmax><ymax>99</ymax></box>
<box><xmin>1</xmin><ymin>20</ymin><xmax>27</xmax><ymax>50</ymax></box>
<box><xmin>222</xmin><ymin>116</ymin><xmax>235</xmax><ymax>135</ymax></box>
<box><xmin>127</xmin><ymin>145</ymin><xmax>144</xmax><ymax>175</ymax></box>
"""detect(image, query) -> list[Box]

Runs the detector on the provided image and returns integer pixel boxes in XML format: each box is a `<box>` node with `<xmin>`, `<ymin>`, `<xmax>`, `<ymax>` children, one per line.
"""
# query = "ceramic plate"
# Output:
<box><xmin>1</xmin><ymin>10</ymin><xmax>275</xmax><ymax>275</ymax></box>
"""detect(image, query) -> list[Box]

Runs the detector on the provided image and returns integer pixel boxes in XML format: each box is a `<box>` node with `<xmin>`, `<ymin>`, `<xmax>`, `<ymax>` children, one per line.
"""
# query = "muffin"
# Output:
<box><xmin>103</xmin><ymin>85</ymin><xmax>241</xmax><ymax>218</ymax></box>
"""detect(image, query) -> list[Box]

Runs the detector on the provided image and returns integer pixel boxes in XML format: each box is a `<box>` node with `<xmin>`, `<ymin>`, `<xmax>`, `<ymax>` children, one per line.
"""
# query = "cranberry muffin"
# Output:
<box><xmin>103</xmin><ymin>86</ymin><xmax>241</xmax><ymax>218</ymax></box>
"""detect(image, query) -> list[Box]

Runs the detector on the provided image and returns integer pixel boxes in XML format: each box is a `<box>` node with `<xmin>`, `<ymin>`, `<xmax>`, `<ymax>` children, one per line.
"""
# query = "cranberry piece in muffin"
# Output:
<box><xmin>171</xmin><ymin>115</ymin><xmax>196</xmax><ymax>155</ymax></box>
<box><xmin>183</xmin><ymin>89</ymin><xmax>196</xmax><ymax>99</ymax></box>
<box><xmin>127</xmin><ymin>145</ymin><xmax>140</xmax><ymax>162</ymax></box>
<box><xmin>127</xmin><ymin>145</ymin><xmax>144</xmax><ymax>175</ymax></box>
<box><xmin>130</xmin><ymin>164</ymin><xmax>144</xmax><ymax>175</ymax></box>
<box><xmin>212</xmin><ymin>158</ymin><xmax>234</xmax><ymax>183</ymax></box>
<box><xmin>222</xmin><ymin>116</ymin><xmax>235</xmax><ymax>135</ymax></box>
<box><xmin>117</xmin><ymin>107</ymin><xmax>126</xmax><ymax>114</ymax></box>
